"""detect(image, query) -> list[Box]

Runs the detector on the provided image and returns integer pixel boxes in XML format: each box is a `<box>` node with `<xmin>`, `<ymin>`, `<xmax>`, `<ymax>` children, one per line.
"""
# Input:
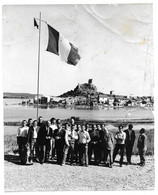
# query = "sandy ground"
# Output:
<box><xmin>4</xmin><ymin>154</ymin><xmax>154</xmax><ymax>191</ymax></box>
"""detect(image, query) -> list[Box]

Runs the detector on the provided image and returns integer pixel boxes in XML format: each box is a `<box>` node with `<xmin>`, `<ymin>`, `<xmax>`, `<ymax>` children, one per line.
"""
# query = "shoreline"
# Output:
<box><xmin>4</xmin><ymin>118</ymin><xmax>154</xmax><ymax>126</ymax></box>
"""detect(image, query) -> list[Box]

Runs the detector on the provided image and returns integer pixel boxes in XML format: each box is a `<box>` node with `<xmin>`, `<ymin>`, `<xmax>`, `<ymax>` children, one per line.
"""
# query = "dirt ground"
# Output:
<box><xmin>4</xmin><ymin>154</ymin><xmax>154</xmax><ymax>191</ymax></box>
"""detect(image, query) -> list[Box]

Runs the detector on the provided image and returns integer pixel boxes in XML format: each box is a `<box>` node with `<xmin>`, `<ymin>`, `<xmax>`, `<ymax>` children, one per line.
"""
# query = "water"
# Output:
<box><xmin>3</xmin><ymin>98</ymin><xmax>154</xmax><ymax>135</ymax></box>
<box><xmin>4</xmin><ymin>103</ymin><xmax>154</xmax><ymax>122</ymax></box>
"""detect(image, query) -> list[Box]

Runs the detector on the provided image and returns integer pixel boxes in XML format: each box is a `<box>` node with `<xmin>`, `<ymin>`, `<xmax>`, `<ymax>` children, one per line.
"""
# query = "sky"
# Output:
<box><xmin>2</xmin><ymin>4</ymin><xmax>153</xmax><ymax>96</ymax></box>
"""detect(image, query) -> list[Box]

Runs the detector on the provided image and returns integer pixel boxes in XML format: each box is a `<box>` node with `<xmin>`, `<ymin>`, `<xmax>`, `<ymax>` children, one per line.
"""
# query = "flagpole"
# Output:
<box><xmin>37</xmin><ymin>12</ymin><xmax>41</xmax><ymax>120</ymax></box>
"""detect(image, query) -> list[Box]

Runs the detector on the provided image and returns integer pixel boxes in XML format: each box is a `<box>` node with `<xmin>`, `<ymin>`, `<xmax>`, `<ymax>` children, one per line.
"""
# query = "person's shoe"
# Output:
<box><xmin>129</xmin><ymin>162</ymin><xmax>132</xmax><ymax>165</ymax></box>
<box><xmin>35</xmin><ymin>158</ymin><xmax>39</xmax><ymax>162</ymax></box>
<box><xmin>140</xmin><ymin>163</ymin><xmax>145</xmax><ymax>166</ymax></box>
<box><xmin>61</xmin><ymin>163</ymin><xmax>65</xmax><ymax>166</ymax></box>
<box><xmin>109</xmin><ymin>164</ymin><xmax>113</xmax><ymax>168</ymax></box>
<box><xmin>120</xmin><ymin>164</ymin><xmax>122</xmax><ymax>167</ymax></box>
<box><xmin>26</xmin><ymin>161</ymin><xmax>30</xmax><ymax>165</ymax></box>
<box><xmin>85</xmin><ymin>164</ymin><xmax>89</xmax><ymax>167</ymax></box>
<box><xmin>105</xmin><ymin>162</ymin><xmax>109</xmax><ymax>167</ymax></box>
<box><xmin>30</xmin><ymin>160</ymin><xmax>33</xmax><ymax>164</ymax></box>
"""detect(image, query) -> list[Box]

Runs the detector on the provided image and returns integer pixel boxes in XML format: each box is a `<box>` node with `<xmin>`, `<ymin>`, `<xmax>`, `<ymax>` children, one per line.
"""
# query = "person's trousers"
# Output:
<box><xmin>45</xmin><ymin>139</ymin><xmax>51</xmax><ymax>160</ymax></box>
<box><xmin>79</xmin><ymin>143</ymin><xmax>89</xmax><ymax>166</ymax></box>
<box><xmin>138</xmin><ymin>149</ymin><xmax>146</xmax><ymax>164</ymax></box>
<box><xmin>56</xmin><ymin>143</ymin><xmax>64</xmax><ymax>165</ymax></box>
<box><xmin>29</xmin><ymin>138</ymin><xmax>37</xmax><ymax>161</ymax></box>
<box><xmin>88</xmin><ymin>143</ymin><xmax>99</xmax><ymax>164</ymax></box>
<box><xmin>104</xmin><ymin>148</ymin><xmax>113</xmax><ymax>165</ymax></box>
<box><xmin>50</xmin><ymin>138</ymin><xmax>55</xmax><ymax>159</ymax></box>
<box><xmin>38</xmin><ymin>144</ymin><xmax>46</xmax><ymax>164</ymax></box>
<box><xmin>113</xmin><ymin>144</ymin><xmax>125</xmax><ymax>165</ymax></box>
<box><xmin>69</xmin><ymin>143</ymin><xmax>75</xmax><ymax>164</ymax></box>
<box><xmin>62</xmin><ymin>145</ymin><xmax>69</xmax><ymax>164</ymax></box>
<box><xmin>74</xmin><ymin>141</ymin><xmax>79</xmax><ymax>163</ymax></box>
<box><xmin>17</xmin><ymin>137</ymin><xmax>29</xmax><ymax>164</ymax></box>
<box><xmin>126</xmin><ymin>144</ymin><xmax>134</xmax><ymax>163</ymax></box>
<box><xmin>62</xmin><ymin>143</ymin><xmax>75</xmax><ymax>165</ymax></box>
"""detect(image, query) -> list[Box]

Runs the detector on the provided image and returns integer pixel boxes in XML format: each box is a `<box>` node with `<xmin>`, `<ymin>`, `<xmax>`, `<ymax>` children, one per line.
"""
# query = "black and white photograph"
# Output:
<box><xmin>2</xmin><ymin>0</ymin><xmax>155</xmax><ymax>192</ymax></box>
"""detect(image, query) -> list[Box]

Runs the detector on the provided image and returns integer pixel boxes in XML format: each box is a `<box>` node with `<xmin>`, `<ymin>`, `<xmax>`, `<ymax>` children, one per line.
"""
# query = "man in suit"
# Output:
<box><xmin>54</xmin><ymin>119</ymin><xmax>65</xmax><ymax>165</ymax></box>
<box><xmin>88</xmin><ymin>124</ymin><xmax>100</xmax><ymax>165</ymax></box>
<box><xmin>37</xmin><ymin>116</ymin><xmax>47</xmax><ymax>164</ymax></box>
<box><xmin>137</xmin><ymin>128</ymin><xmax>147</xmax><ymax>166</ymax></box>
<box><xmin>45</xmin><ymin>120</ymin><xmax>53</xmax><ymax>162</ymax></box>
<box><xmin>124</xmin><ymin>124</ymin><xmax>136</xmax><ymax>165</ymax></box>
<box><xmin>102</xmin><ymin>126</ymin><xmax>114</xmax><ymax>168</ymax></box>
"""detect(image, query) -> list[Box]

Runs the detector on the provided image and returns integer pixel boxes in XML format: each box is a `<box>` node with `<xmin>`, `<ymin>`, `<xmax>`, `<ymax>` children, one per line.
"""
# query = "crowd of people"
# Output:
<box><xmin>17</xmin><ymin>116</ymin><xmax>147</xmax><ymax>167</ymax></box>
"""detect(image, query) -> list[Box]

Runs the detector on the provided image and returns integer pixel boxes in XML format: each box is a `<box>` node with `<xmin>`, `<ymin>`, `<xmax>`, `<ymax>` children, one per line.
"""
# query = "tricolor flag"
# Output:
<box><xmin>46</xmin><ymin>24</ymin><xmax>81</xmax><ymax>66</ymax></box>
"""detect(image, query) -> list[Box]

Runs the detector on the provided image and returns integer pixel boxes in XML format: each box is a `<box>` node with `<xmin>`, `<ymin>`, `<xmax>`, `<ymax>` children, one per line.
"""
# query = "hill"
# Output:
<box><xmin>59</xmin><ymin>79</ymin><xmax>104</xmax><ymax>97</ymax></box>
<box><xmin>3</xmin><ymin>92</ymin><xmax>37</xmax><ymax>99</ymax></box>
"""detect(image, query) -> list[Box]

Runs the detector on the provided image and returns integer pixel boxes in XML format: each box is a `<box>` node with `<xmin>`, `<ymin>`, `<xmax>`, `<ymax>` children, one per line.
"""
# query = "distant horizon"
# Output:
<box><xmin>3</xmin><ymin>91</ymin><xmax>154</xmax><ymax>98</ymax></box>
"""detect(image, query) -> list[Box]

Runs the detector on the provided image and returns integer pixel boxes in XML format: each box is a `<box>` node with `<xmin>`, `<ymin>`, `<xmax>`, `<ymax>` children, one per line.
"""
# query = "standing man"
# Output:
<box><xmin>54</xmin><ymin>119</ymin><xmax>65</xmax><ymax>165</ymax></box>
<box><xmin>45</xmin><ymin>120</ymin><xmax>53</xmax><ymax>162</ymax></box>
<box><xmin>75</xmin><ymin>124</ymin><xmax>81</xmax><ymax>163</ymax></box>
<box><xmin>124</xmin><ymin>124</ymin><xmax>136</xmax><ymax>165</ymax></box>
<box><xmin>28</xmin><ymin>120</ymin><xmax>39</xmax><ymax>163</ymax></box>
<box><xmin>113</xmin><ymin>125</ymin><xmax>126</xmax><ymax>167</ymax></box>
<box><xmin>27</xmin><ymin>118</ymin><xmax>33</xmax><ymax>128</ymax></box>
<box><xmin>102</xmin><ymin>126</ymin><xmax>114</xmax><ymax>168</ymax></box>
<box><xmin>37</xmin><ymin>116</ymin><xmax>47</xmax><ymax>164</ymax></box>
<box><xmin>78</xmin><ymin>124</ymin><xmax>91</xmax><ymax>167</ymax></box>
<box><xmin>17</xmin><ymin>120</ymin><xmax>29</xmax><ymax>164</ymax></box>
<box><xmin>88</xmin><ymin>124</ymin><xmax>100</xmax><ymax>165</ymax></box>
<box><xmin>62</xmin><ymin>124</ymin><xmax>78</xmax><ymax>165</ymax></box>
<box><xmin>137</xmin><ymin>128</ymin><xmax>147</xmax><ymax>166</ymax></box>
<box><xmin>50</xmin><ymin>117</ymin><xmax>57</xmax><ymax>160</ymax></box>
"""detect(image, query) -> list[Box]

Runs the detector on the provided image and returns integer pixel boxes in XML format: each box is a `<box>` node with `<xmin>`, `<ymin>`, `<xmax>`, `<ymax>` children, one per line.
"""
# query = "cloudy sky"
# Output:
<box><xmin>2</xmin><ymin>4</ymin><xmax>153</xmax><ymax>96</ymax></box>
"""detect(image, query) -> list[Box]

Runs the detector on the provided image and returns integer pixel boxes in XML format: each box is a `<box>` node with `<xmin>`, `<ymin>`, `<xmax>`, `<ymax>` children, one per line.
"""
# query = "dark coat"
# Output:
<box><xmin>27</xmin><ymin>126</ymin><xmax>39</xmax><ymax>144</ymax></box>
<box><xmin>100</xmin><ymin>130</ymin><xmax>114</xmax><ymax>150</ymax></box>
<box><xmin>46</xmin><ymin>126</ymin><xmax>53</xmax><ymax>138</ymax></box>
<box><xmin>54</xmin><ymin>128</ymin><xmax>65</xmax><ymax>147</ymax></box>
<box><xmin>37</xmin><ymin>123</ymin><xmax>47</xmax><ymax>145</ymax></box>
<box><xmin>124</xmin><ymin>129</ymin><xmax>136</xmax><ymax>147</ymax></box>
<box><xmin>137</xmin><ymin>133</ymin><xmax>147</xmax><ymax>151</ymax></box>
<box><xmin>88</xmin><ymin>130</ymin><xmax>100</xmax><ymax>143</ymax></box>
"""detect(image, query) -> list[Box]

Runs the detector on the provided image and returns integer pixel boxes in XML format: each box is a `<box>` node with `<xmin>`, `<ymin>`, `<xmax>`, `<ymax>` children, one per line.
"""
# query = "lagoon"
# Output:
<box><xmin>3</xmin><ymin>98</ymin><xmax>154</xmax><ymax>121</ymax></box>
<box><xmin>3</xmin><ymin>98</ymin><xmax>154</xmax><ymax>135</ymax></box>
<box><xmin>4</xmin><ymin>104</ymin><xmax>154</xmax><ymax>122</ymax></box>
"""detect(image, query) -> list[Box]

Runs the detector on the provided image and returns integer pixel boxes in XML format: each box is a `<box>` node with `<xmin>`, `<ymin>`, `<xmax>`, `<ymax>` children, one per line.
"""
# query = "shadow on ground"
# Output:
<box><xmin>4</xmin><ymin>154</ymin><xmax>28</xmax><ymax>166</ymax></box>
<box><xmin>4</xmin><ymin>154</ymin><xmax>21</xmax><ymax>165</ymax></box>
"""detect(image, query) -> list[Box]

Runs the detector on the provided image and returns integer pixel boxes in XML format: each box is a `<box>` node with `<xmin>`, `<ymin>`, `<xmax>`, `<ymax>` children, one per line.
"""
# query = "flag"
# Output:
<box><xmin>46</xmin><ymin>24</ymin><xmax>81</xmax><ymax>66</ymax></box>
<box><xmin>34</xmin><ymin>18</ymin><xmax>39</xmax><ymax>29</ymax></box>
